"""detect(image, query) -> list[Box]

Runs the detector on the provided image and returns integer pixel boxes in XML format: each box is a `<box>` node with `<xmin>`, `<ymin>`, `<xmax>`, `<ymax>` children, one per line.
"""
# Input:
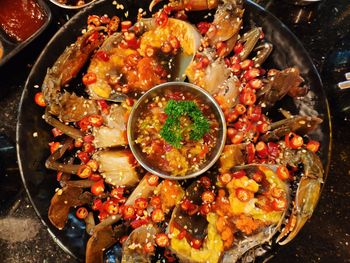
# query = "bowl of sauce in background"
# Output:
<box><xmin>0</xmin><ymin>0</ymin><xmax>51</xmax><ymax>66</ymax></box>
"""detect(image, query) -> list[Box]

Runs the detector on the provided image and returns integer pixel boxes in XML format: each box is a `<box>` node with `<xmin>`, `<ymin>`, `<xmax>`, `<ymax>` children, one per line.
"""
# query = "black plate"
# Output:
<box><xmin>16</xmin><ymin>0</ymin><xmax>332</xmax><ymax>261</ymax></box>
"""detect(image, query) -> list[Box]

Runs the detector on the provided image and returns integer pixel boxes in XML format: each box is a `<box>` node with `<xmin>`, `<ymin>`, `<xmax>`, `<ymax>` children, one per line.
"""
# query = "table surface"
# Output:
<box><xmin>0</xmin><ymin>0</ymin><xmax>349</xmax><ymax>262</ymax></box>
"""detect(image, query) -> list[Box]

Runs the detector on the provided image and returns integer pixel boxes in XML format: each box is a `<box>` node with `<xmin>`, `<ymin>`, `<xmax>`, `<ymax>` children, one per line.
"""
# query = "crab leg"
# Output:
<box><xmin>276</xmin><ymin>148</ymin><xmax>324</xmax><ymax>245</ymax></box>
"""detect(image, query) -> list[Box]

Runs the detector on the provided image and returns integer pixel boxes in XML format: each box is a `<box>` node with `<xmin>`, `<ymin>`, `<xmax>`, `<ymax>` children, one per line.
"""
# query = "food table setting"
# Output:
<box><xmin>0</xmin><ymin>0</ymin><xmax>349</xmax><ymax>262</ymax></box>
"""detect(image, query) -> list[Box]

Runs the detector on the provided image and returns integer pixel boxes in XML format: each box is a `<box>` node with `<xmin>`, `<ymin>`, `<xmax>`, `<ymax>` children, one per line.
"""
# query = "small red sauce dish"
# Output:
<box><xmin>0</xmin><ymin>0</ymin><xmax>51</xmax><ymax>66</ymax></box>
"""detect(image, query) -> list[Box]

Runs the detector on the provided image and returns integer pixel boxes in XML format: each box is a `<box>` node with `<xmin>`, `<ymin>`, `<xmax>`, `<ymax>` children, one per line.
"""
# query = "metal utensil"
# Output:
<box><xmin>337</xmin><ymin>72</ymin><xmax>350</xmax><ymax>90</ymax></box>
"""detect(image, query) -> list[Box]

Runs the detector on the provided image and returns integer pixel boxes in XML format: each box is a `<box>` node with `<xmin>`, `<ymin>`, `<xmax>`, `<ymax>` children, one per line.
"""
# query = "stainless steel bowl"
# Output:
<box><xmin>49</xmin><ymin>0</ymin><xmax>98</xmax><ymax>10</ymax></box>
<box><xmin>128</xmin><ymin>82</ymin><xmax>227</xmax><ymax>180</ymax></box>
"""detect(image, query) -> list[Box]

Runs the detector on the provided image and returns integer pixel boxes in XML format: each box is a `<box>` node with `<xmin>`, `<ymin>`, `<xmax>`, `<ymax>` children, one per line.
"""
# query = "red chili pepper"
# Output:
<box><xmin>276</xmin><ymin>166</ymin><xmax>290</xmax><ymax>181</ymax></box>
<box><xmin>121</xmin><ymin>20</ymin><xmax>132</xmax><ymax>32</ymax></box>
<box><xmin>233</xmin><ymin>42</ymin><xmax>244</xmax><ymax>54</ymax></box>
<box><xmin>95</xmin><ymin>50</ymin><xmax>109</xmax><ymax>62</ymax></box>
<box><xmin>180</xmin><ymin>199</ymin><xmax>192</xmax><ymax>211</ymax></box>
<box><xmin>111</xmin><ymin>187</ymin><xmax>125</xmax><ymax>199</ymax></box>
<box><xmin>88</xmin><ymin>114</ymin><xmax>104</xmax><ymax>127</ymax></box>
<box><xmin>252</xmin><ymin>170</ymin><xmax>265</xmax><ymax>183</ymax></box>
<box><xmin>235</xmin><ymin>104</ymin><xmax>247</xmax><ymax>115</ymax></box>
<box><xmin>130</xmin><ymin>217</ymin><xmax>150</xmax><ymax>229</ymax></box>
<box><xmin>76</xmin><ymin>207</ymin><xmax>88</xmax><ymax>219</ymax></box>
<box><xmin>271</xmin><ymin>187</ymin><xmax>285</xmax><ymax>199</ymax></box>
<box><xmin>256</xmin><ymin>141</ymin><xmax>268</xmax><ymax>159</ymax></box>
<box><xmin>77</xmin><ymin>151</ymin><xmax>90</xmax><ymax>164</ymax></box>
<box><xmin>227</xmin><ymin>128</ymin><xmax>237</xmax><ymax>139</ymax></box>
<box><xmin>285</xmin><ymin>132</ymin><xmax>304</xmax><ymax>149</ymax></box>
<box><xmin>155</xmin><ymin>10</ymin><xmax>168</xmax><ymax>27</ymax></box>
<box><xmin>246</xmin><ymin>143</ymin><xmax>256</xmax><ymax>163</ymax></box>
<box><xmin>97</xmin><ymin>100</ymin><xmax>110</xmax><ymax>115</ymax></box>
<box><xmin>123</xmin><ymin>32</ymin><xmax>139</xmax><ymax>49</ymax></box>
<box><xmin>155</xmin><ymin>233</ymin><xmax>170</xmax><ymax>247</ymax></box>
<box><xmin>123</xmin><ymin>205</ymin><xmax>136</xmax><ymax>220</ymax></box>
<box><xmin>87</xmin><ymin>15</ymin><xmax>101</xmax><ymax>26</ymax></box>
<box><xmin>232</xmin><ymin>170</ymin><xmax>246</xmax><ymax>179</ymax></box>
<box><xmin>290</xmin><ymin>134</ymin><xmax>304</xmax><ymax>149</ymax></box>
<box><xmin>108</xmin><ymin>16</ymin><xmax>120</xmax><ymax>32</ymax></box>
<box><xmin>218</xmin><ymin>173</ymin><xmax>232</xmax><ymax>185</ymax></box>
<box><xmin>105</xmin><ymin>200</ymin><xmax>119</xmax><ymax>215</ymax></box>
<box><xmin>74</xmin><ymin>138</ymin><xmax>83</xmax><ymax>148</ymax></box>
<box><xmin>197</xmin><ymin>21</ymin><xmax>211</xmax><ymax>35</ymax></box>
<box><xmin>98</xmin><ymin>210</ymin><xmax>109</xmax><ymax>221</ymax></box>
<box><xmin>248</xmin><ymin>78</ymin><xmax>263</xmax><ymax>89</ymax></box>
<box><xmin>190</xmin><ymin>238</ymin><xmax>203</xmax><ymax>249</ymax></box>
<box><xmin>91</xmin><ymin>179</ymin><xmax>105</xmax><ymax>196</ymax></box>
<box><xmin>92</xmin><ymin>198</ymin><xmax>103</xmax><ymax>211</ymax></box>
<box><xmin>231</xmin><ymin>131</ymin><xmax>244</xmax><ymax>144</ymax></box>
<box><xmin>257</xmin><ymin>121</ymin><xmax>269</xmax><ymax>134</ymax></box>
<box><xmin>143</xmin><ymin>242</ymin><xmax>155</xmax><ymax>254</ymax></box>
<box><xmin>134</xmin><ymin>197</ymin><xmax>148</xmax><ymax>210</ymax></box>
<box><xmin>201</xmin><ymin>191</ymin><xmax>215</xmax><ymax>204</ymax></box>
<box><xmin>146</xmin><ymin>174</ymin><xmax>159</xmax><ymax>186</ymax></box>
<box><xmin>119</xmin><ymin>235</ymin><xmax>129</xmax><ymax>244</ymax></box>
<box><xmin>230</xmin><ymin>63</ymin><xmax>241</xmax><ymax>75</ymax></box>
<box><xmin>34</xmin><ymin>92</ymin><xmax>46</xmax><ymax>107</ymax></box>
<box><xmin>272</xmin><ymin>197</ymin><xmax>287</xmax><ymax>211</ymax></box>
<box><xmin>86</xmin><ymin>159</ymin><xmax>99</xmax><ymax>172</ymax></box>
<box><xmin>151</xmin><ymin>208</ymin><xmax>165</xmax><ymax>223</ymax></box>
<box><xmin>239</xmin><ymin>89</ymin><xmax>256</xmax><ymax>106</ymax></box>
<box><xmin>177</xmin><ymin>229</ymin><xmax>187</xmax><ymax>240</ymax></box>
<box><xmin>187</xmin><ymin>204</ymin><xmax>199</xmax><ymax>216</ymax></box>
<box><xmin>77</xmin><ymin>165</ymin><xmax>92</xmax><ymax>179</ymax></box>
<box><xmin>230</xmin><ymin>55</ymin><xmax>241</xmax><ymax>65</ymax></box>
<box><xmin>89</xmin><ymin>173</ymin><xmax>101</xmax><ymax>181</ymax></box>
<box><xmin>236</xmin><ymin>188</ymin><xmax>252</xmax><ymax>202</ymax></box>
<box><xmin>99</xmin><ymin>15</ymin><xmax>110</xmax><ymax>24</ymax></box>
<box><xmin>82</xmin><ymin>72</ymin><xmax>97</xmax><ymax>85</ymax></box>
<box><xmin>164</xmin><ymin>249</ymin><xmax>176</xmax><ymax>262</ymax></box>
<box><xmin>78</xmin><ymin>117</ymin><xmax>91</xmax><ymax>132</ymax></box>
<box><xmin>169</xmin><ymin>35</ymin><xmax>180</xmax><ymax>50</ymax></box>
<box><xmin>267</xmin><ymin>142</ymin><xmax>279</xmax><ymax>158</ymax></box>
<box><xmin>200</xmin><ymin>204</ymin><xmax>211</xmax><ymax>215</ymax></box>
<box><xmin>306</xmin><ymin>140</ymin><xmax>320</xmax><ymax>153</ymax></box>
<box><xmin>198</xmin><ymin>144</ymin><xmax>209</xmax><ymax>159</ymax></box>
<box><xmin>147</xmin><ymin>197</ymin><xmax>159</xmax><ymax>211</ymax></box>
<box><xmin>49</xmin><ymin>142</ymin><xmax>61</xmax><ymax>154</ymax></box>
<box><xmin>56</xmin><ymin>171</ymin><xmax>63</xmax><ymax>181</ymax></box>
<box><xmin>200</xmin><ymin>176</ymin><xmax>211</xmax><ymax>189</ymax></box>
<box><xmin>246</xmin><ymin>105</ymin><xmax>262</xmax><ymax>122</ymax></box>
<box><xmin>51</xmin><ymin>128</ymin><xmax>63</xmax><ymax>137</ymax></box>
<box><xmin>82</xmin><ymin>142</ymin><xmax>95</xmax><ymax>153</ymax></box>
<box><xmin>216</xmin><ymin>41</ymin><xmax>228</xmax><ymax>57</ymax></box>
<box><xmin>244</xmin><ymin>68</ymin><xmax>261</xmax><ymax>81</ymax></box>
<box><xmin>82</xmin><ymin>135</ymin><xmax>94</xmax><ymax>144</ymax></box>
<box><xmin>240</xmin><ymin>59</ymin><xmax>254</xmax><ymax>70</ymax></box>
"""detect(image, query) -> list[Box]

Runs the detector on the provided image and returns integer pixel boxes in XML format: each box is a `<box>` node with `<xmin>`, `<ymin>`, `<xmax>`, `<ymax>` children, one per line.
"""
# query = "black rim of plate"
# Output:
<box><xmin>16</xmin><ymin>0</ymin><xmax>332</xmax><ymax>261</ymax></box>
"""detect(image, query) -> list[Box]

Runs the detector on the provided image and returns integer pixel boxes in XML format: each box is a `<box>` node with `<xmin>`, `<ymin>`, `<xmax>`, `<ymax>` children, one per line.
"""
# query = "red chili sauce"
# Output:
<box><xmin>0</xmin><ymin>0</ymin><xmax>47</xmax><ymax>42</ymax></box>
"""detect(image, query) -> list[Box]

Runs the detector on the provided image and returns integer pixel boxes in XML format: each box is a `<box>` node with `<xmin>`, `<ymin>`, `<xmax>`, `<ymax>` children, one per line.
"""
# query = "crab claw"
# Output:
<box><xmin>276</xmin><ymin>148</ymin><xmax>324</xmax><ymax>245</ymax></box>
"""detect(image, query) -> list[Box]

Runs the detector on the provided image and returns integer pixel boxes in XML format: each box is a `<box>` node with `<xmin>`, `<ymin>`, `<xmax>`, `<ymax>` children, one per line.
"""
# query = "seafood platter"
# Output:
<box><xmin>17</xmin><ymin>0</ymin><xmax>331</xmax><ymax>262</ymax></box>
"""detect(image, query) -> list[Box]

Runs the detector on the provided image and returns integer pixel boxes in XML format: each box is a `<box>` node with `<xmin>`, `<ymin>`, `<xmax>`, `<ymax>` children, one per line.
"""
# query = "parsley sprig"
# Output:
<box><xmin>160</xmin><ymin>100</ymin><xmax>210</xmax><ymax>148</ymax></box>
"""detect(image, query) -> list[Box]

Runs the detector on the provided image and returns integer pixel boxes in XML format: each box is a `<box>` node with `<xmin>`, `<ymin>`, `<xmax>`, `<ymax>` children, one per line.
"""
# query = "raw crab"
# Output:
<box><xmin>37</xmin><ymin>0</ymin><xmax>325</xmax><ymax>262</ymax></box>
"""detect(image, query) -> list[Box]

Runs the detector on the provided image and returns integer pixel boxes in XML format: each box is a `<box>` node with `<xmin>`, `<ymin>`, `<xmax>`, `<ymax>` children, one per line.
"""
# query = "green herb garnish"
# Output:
<box><xmin>160</xmin><ymin>100</ymin><xmax>210</xmax><ymax>148</ymax></box>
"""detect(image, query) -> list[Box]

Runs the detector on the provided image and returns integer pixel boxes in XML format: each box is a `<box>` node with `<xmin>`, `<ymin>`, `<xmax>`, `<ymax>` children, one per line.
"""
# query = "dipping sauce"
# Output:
<box><xmin>135</xmin><ymin>91</ymin><xmax>219</xmax><ymax>176</ymax></box>
<box><xmin>0</xmin><ymin>0</ymin><xmax>47</xmax><ymax>42</ymax></box>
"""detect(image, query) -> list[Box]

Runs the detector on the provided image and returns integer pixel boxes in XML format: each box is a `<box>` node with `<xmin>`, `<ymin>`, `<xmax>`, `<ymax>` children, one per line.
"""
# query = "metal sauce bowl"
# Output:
<box><xmin>128</xmin><ymin>82</ymin><xmax>227</xmax><ymax>180</ymax></box>
<box><xmin>48</xmin><ymin>0</ymin><xmax>98</xmax><ymax>9</ymax></box>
